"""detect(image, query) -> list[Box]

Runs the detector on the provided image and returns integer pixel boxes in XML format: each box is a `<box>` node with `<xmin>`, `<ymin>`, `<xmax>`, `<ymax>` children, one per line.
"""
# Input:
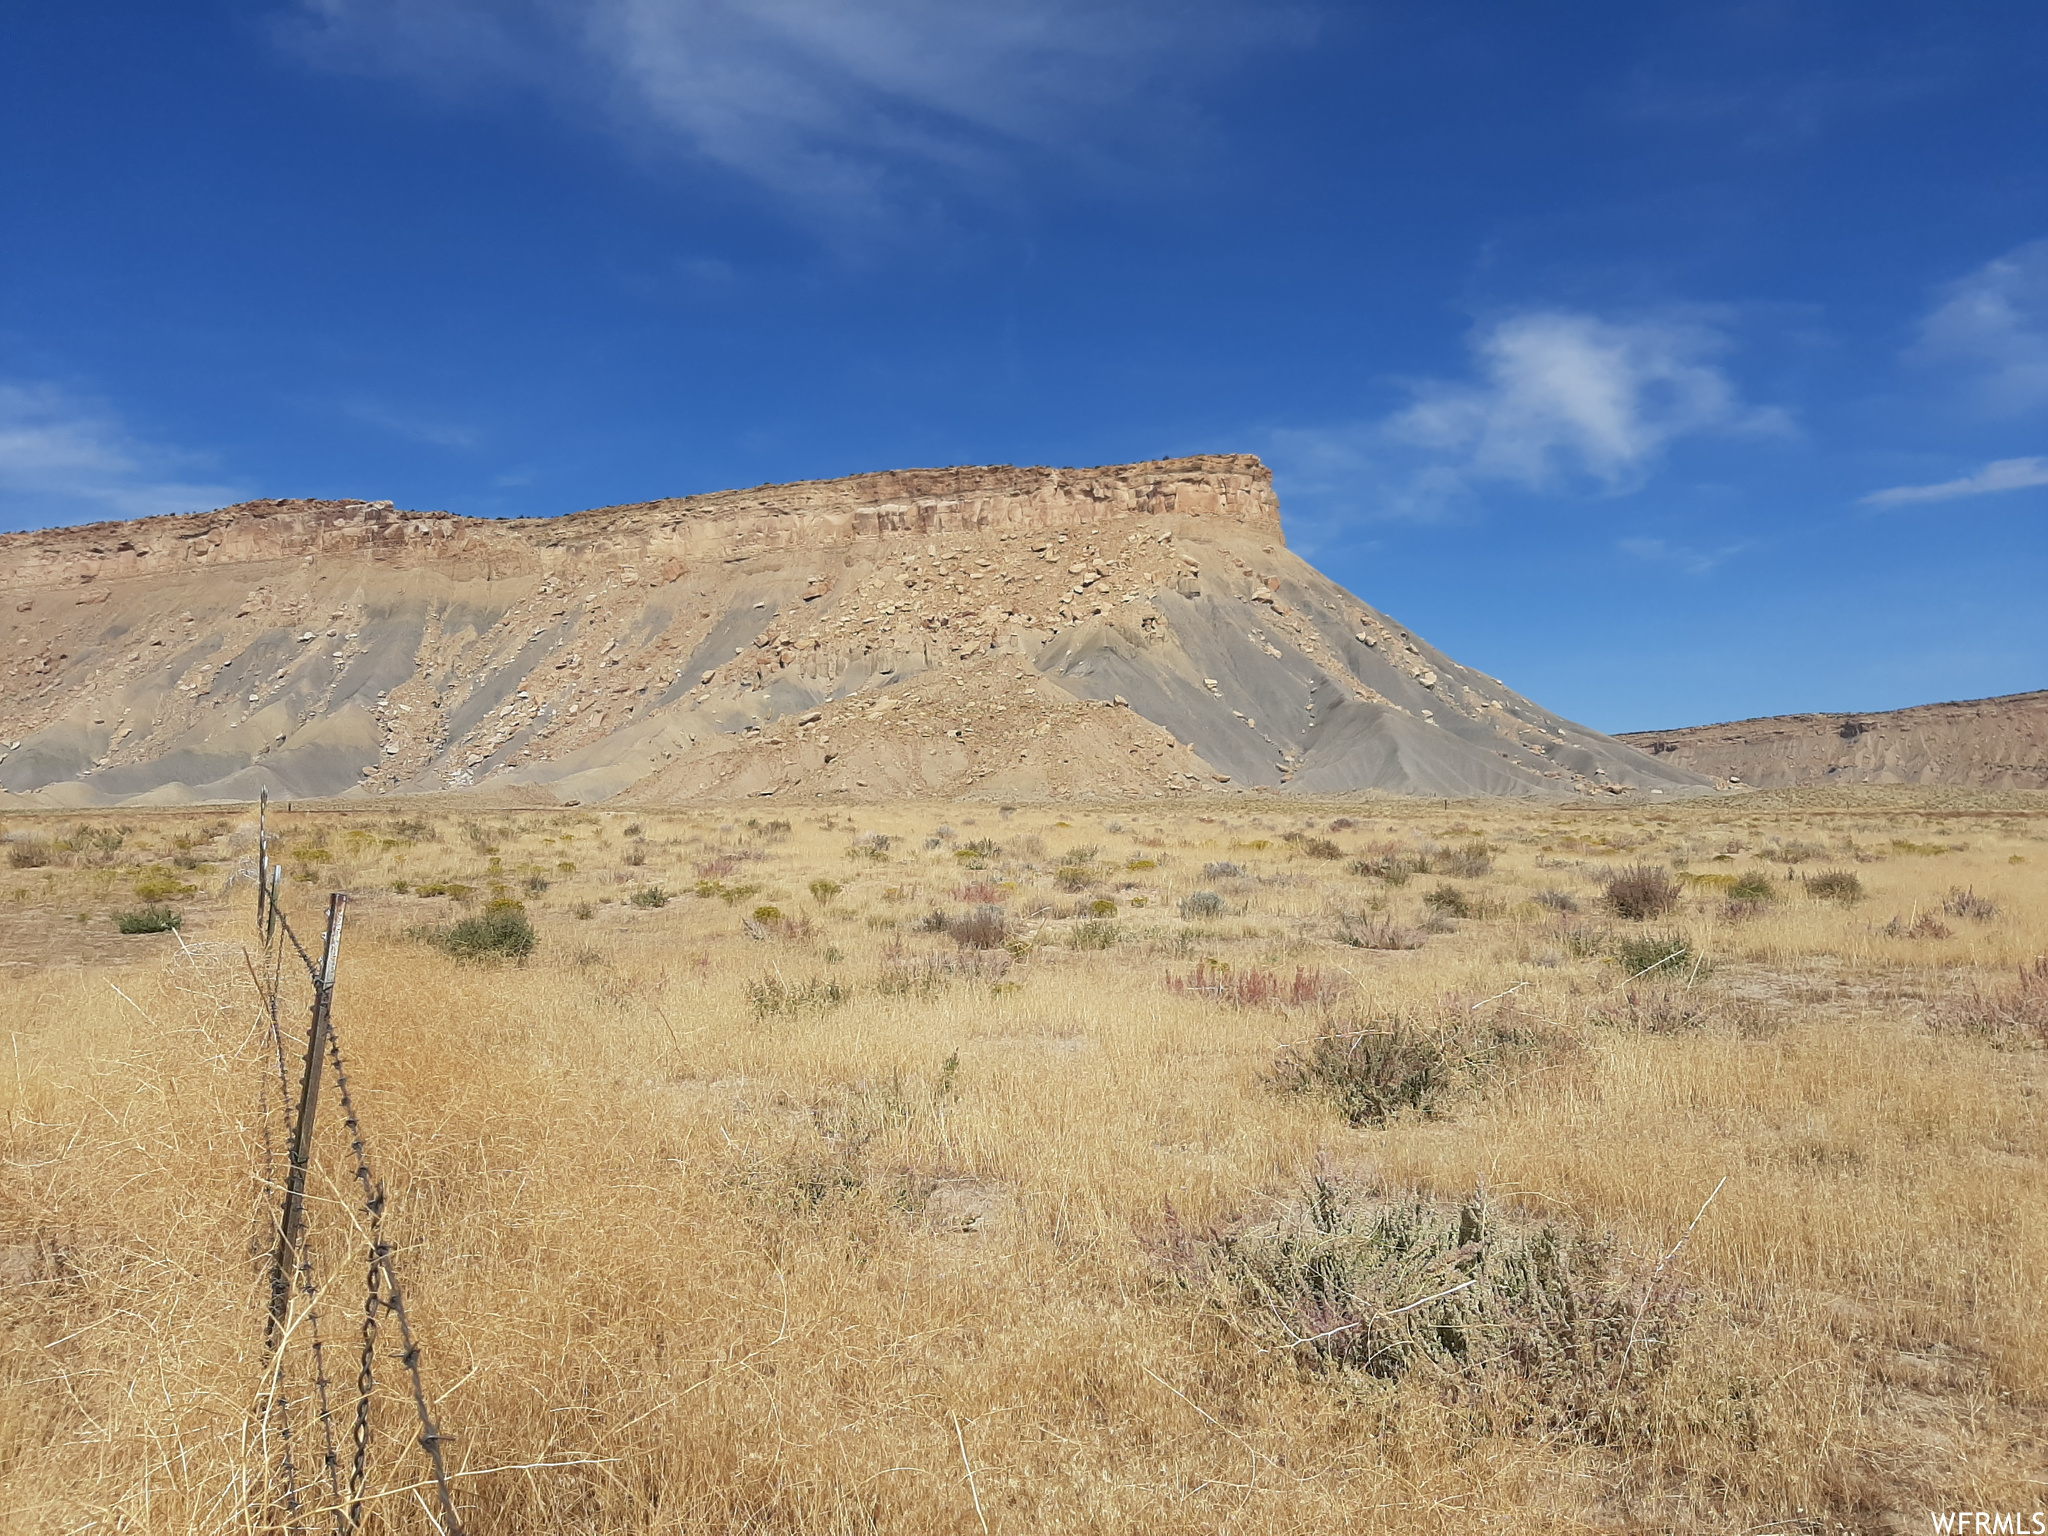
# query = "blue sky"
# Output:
<box><xmin>2</xmin><ymin>1</ymin><xmax>2044</xmax><ymax>732</ymax></box>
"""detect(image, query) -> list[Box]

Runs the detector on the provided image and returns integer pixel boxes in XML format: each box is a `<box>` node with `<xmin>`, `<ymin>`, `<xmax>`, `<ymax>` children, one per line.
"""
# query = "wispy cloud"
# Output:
<box><xmin>1617</xmin><ymin>535</ymin><xmax>1749</xmax><ymax>575</ymax></box>
<box><xmin>0</xmin><ymin>382</ymin><xmax>242</xmax><ymax>531</ymax></box>
<box><xmin>279</xmin><ymin>0</ymin><xmax>1308</xmax><ymax>228</ymax></box>
<box><xmin>1862</xmin><ymin>455</ymin><xmax>2048</xmax><ymax>508</ymax></box>
<box><xmin>1272</xmin><ymin>310</ymin><xmax>1787</xmax><ymax>519</ymax></box>
<box><xmin>340</xmin><ymin>397</ymin><xmax>482</xmax><ymax>450</ymax></box>
<box><xmin>1914</xmin><ymin>239</ymin><xmax>2048</xmax><ymax>414</ymax></box>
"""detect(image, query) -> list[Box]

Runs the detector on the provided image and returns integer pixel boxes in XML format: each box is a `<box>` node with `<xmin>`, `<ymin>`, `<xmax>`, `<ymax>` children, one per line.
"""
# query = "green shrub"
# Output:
<box><xmin>631</xmin><ymin>886</ymin><xmax>671</xmax><ymax>908</ymax></box>
<box><xmin>748</xmin><ymin>976</ymin><xmax>851</xmax><ymax>1017</ymax></box>
<box><xmin>1612</xmin><ymin>931</ymin><xmax>1702</xmax><ymax>980</ymax></box>
<box><xmin>751</xmin><ymin>904</ymin><xmax>785</xmax><ymax>922</ymax></box>
<box><xmin>1069</xmin><ymin>920</ymin><xmax>1119</xmax><ymax>950</ymax></box>
<box><xmin>426</xmin><ymin>898</ymin><xmax>537</xmax><ymax>961</ymax></box>
<box><xmin>693</xmin><ymin>879</ymin><xmax>759</xmax><ymax>905</ymax></box>
<box><xmin>114</xmin><ymin>904</ymin><xmax>182</xmax><ymax>934</ymax></box>
<box><xmin>1161</xmin><ymin>1178</ymin><xmax>1688</xmax><ymax>1442</ymax></box>
<box><xmin>1272</xmin><ymin>1005</ymin><xmax>1573</xmax><ymax>1127</ymax></box>
<box><xmin>808</xmin><ymin>878</ymin><xmax>843</xmax><ymax>905</ymax></box>
<box><xmin>134</xmin><ymin>871</ymin><xmax>198</xmax><ymax>902</ymax></box>
<box><xmin>1088</xmin><ymin>897</ymin><xmax>1118</xmax><ymax>917</ymax></box>
<box><xmin>1434</xmin><ymin>841</ymin><xmax>1493</xmax><ymax>878</ymax></box>
<box><xmin>1729</xmin><ymin>870</ymin><xmax>1776</xmax><ymax>901</ymax></box>
<box><xmin>1421</xmin><ymin>883</ymin><xmax>1472</xmax><ymax>918</ymax></box>
<box><xmin>1805</xmin><ymin>869</ymin><xmax>1864</xmax><ymax>904</ymax></box>
<box><xmin>1270</xmin><ymin>1019</ymin><xmax>1453</xmax><ymax>1124</ymax></box>
<box><xmin>1556</xmin><ymin>922</ymin><xmax>1611</xmax><ymax>960</ymax></box>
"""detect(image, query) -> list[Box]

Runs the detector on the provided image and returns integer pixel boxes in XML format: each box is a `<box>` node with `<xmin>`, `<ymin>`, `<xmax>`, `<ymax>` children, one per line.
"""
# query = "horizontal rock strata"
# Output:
<box><xmin>1620</xmin><ymin>691</ymin><xmax>2048</xmax><ymax>790</ymax></box>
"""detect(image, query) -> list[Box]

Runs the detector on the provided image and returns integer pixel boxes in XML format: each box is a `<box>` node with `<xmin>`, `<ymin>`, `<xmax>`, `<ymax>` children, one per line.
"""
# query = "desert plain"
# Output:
<box><xmin>1</xmin><ymin>785</ymin><xmax>2043</xmax><ymax>1533</ymax></box>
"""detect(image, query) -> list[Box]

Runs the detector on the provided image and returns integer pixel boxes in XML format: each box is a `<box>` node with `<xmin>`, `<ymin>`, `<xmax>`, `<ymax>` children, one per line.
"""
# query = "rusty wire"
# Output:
<box><xmin>248</xmin><ymin>865</ymin><xmax>466</xmax><ymax>1536</ymax></box>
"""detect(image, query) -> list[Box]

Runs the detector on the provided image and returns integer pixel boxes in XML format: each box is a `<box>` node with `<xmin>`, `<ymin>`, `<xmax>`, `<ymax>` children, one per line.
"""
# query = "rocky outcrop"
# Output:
<box><xmin>0</xmin><ymin>456</ymin><xmax>1279</xmax><ymax>590</ymax></box>
<box><xmin>1618</xmin><ymin>690</ymin><xmax>2048</xmax><ymax>790</ymax></box>
<box><xmin>0</xmin><ymin>455</ymin><xmax>1712</xmax><ymax>805</ymax></box>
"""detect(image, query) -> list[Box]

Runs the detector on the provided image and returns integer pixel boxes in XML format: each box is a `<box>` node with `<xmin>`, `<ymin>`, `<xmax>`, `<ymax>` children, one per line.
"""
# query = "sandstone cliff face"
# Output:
<box><xmin>0</xmin><ymin>456</ymin><xmax>1709</xmax><ymax>805</ymax></box>
<box><xmin>1618</xmin><ymin>692</ymin><xmax>2048</xmax><ymax>791</ymax></box>
<box><xmin>0</xmin><ymin>456</ymin><xmax>1279</xmax><ymax>588</ymax></box>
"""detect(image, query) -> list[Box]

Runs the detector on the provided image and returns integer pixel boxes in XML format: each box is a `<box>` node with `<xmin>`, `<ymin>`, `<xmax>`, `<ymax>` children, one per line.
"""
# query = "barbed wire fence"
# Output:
<box><xmin>248</xmin><ymin>790</ymin><xmax>465</xmax><ymax>1535</ymax></box>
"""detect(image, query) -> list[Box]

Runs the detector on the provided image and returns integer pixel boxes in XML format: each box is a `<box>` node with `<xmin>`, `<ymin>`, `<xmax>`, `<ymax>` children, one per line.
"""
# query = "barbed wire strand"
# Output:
<box><xmin>249</xmin><ymin>876</ymin><xmax>463</xmax><ymax>1536</ymax></box>
<box><xmin>326</xmin><ymin>1016</ymin><xmax>466</xmax><ymax>1534</ymax></box>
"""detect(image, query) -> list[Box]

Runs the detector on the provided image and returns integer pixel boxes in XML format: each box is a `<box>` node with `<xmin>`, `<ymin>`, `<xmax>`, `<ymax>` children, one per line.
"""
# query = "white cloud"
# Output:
<box><xmin>280</xmin><ymin>0</ymin><xmax>1306</xmax><ymax>226</ymax></box>
<box><xmin>1272</xmin><ymin>310</ymin><xmax>1785</xmax><ymax>518</ymax></box>
<box><xmin>0</xmin><ymin>382</ymin><xmax>243</xmax><ymax>530</ymax></box>
<box><xmin>1388</xmin><ymin>312</ymin><xmax>1782</xmax><ymax>490</ymax></box>
<box><xmin>1914</xmin><ymin>239</ymin><xmax>2048</xmax><ymax>414</ymax></box>
<box><xmin>1862</xmin><ymin>455</ymin><xmax>2048</xmax><ymax>508</ymax></box>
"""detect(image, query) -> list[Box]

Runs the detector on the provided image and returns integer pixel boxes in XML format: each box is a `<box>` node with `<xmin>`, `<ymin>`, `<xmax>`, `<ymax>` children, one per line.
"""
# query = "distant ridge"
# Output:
<box><xmin>0</xmin><ymin>456</ymin><xmax>1712</xmax><ymax>805</ymax></box>
<box><xmin>1618</xmin><ymin>690</ymin><xmax>2048</xmax><ymax>790</ymax></box>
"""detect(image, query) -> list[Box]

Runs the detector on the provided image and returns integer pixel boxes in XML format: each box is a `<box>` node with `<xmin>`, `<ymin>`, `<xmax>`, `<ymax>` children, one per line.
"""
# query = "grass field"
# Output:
<box><xmin>2</xmin><ymin>788</ymin><xmax>2043</xmax><ymax>1533</ymax></box>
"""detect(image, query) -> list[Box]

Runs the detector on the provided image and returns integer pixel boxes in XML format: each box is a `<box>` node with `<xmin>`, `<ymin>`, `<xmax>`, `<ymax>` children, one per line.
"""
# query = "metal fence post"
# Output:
<box><xmin>266</xmin><ymin>893</ymin><xmax>349</xmax><ymax>1348</ymax></box>
<box><xmin>257</xmin><ymin>788</ymin><xmax>269</xmax><ymax>930</ymax></box>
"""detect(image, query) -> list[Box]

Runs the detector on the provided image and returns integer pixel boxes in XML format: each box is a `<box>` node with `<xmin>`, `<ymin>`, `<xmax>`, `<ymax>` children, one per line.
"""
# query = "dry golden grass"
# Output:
<box><xmin>2</xmin><ymin>790</ymin><xmax>2044</xmax><ymax>1532</ymax></box>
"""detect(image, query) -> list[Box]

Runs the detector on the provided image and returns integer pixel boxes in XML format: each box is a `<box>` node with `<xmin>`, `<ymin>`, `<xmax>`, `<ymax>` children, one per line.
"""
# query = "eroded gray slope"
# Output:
<box><xmin>1</xmin><ymin>459</ymin><xmax>1713</xmax><ymax>804</ymax></box>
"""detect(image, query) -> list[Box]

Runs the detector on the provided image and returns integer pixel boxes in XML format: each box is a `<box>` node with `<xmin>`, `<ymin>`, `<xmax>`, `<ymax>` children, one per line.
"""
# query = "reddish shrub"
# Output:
<box><xmin>1601</xmin><ymin>864</ymin><xmax>1682</xmax><ymax>920</ymax></box>
<box><xmin>1166</xmin><ymin>961</ymin><xmax>1344</xmax><ymax>1009</ymax></box>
